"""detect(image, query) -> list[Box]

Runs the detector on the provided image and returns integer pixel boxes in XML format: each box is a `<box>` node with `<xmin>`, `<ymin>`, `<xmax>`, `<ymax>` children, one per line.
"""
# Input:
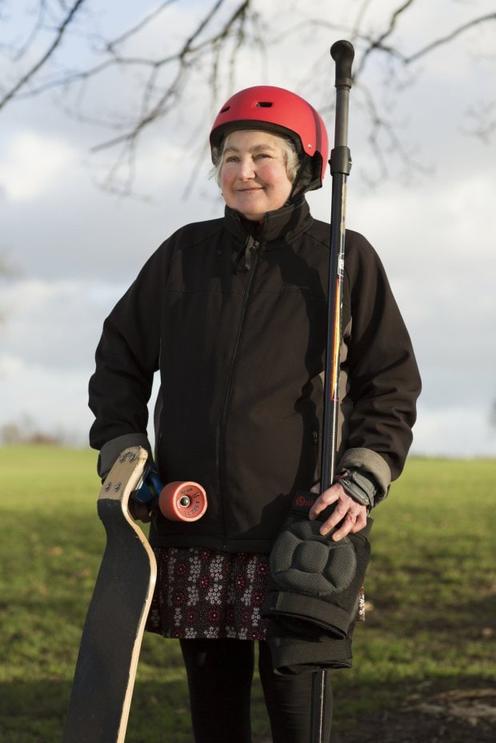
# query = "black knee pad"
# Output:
<box><xmin>263</xmin><ymin>491</ymin><xmax>372</xmax><ymax>673</ymax></box>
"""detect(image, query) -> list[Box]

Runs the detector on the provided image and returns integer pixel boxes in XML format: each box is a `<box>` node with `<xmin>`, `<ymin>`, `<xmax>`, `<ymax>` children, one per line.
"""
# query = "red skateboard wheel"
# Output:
<box><xmin>159</xmin><ymin>481</ymin><xmax>207</xmax><ymax>522</ymax></box>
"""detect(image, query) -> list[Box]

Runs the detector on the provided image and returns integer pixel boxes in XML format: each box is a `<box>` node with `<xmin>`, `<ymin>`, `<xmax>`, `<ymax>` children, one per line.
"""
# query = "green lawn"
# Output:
<box><xmin>0</xmin><ymin>447</ymin><xmax>495</xmax><ymax>742</ymax></box>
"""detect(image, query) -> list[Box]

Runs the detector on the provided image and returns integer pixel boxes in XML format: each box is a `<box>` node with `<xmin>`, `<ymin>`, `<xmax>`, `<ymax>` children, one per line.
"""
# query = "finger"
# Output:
<box><xmin>318</xmin><ymin>502</ymin><xmax>351</xmax><ymax>535</ymax></box>
<box><xmin>130</xmin><ymin>500</ymin><xmax>151</xmax><ymax>522</ymax></box>
<box><xmin>351</xmin><ymin>511</ymin><xmax>367</xmax><ymax>533</ymax></box>
<box><xmin>316</xmin><ymin>491</ymin><xmax>357</xmax><ymax>531</ymax></box>
<box><xmin>331</xmin><ymin>512</ymin><xmax>357</xmax><ymax>541</ymax></box>
<box><xmin>140</xmin><ymin>508</ymin><xmax>152</xmax><ymax>523</ymax></box>
<box><xmin>308</xmin><ymin>485</ymin><xmax>341</xmax><ymax>520</ymax></box>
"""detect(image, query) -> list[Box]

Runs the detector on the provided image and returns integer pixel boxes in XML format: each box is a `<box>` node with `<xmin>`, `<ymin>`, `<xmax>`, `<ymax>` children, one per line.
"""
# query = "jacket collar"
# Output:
<box><xmin>224</xmin><ymin>196</ymin><xmax>312</xmax><ymax>248</ymax></box>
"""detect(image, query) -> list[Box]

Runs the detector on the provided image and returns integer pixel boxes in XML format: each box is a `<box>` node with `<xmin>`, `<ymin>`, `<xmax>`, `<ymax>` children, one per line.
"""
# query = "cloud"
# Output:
<box><xmin>413</xmin><ymin>402</ymin><xmax>496</xmax><ymax>458</ymax></box>
<box><xmin>0</xmin><ymin>276</ymin><xmax>163</xmax><ymax>446</ymax></box>
<box><xmin>1</xmin><ymin>278</ymin><xmax>124</xmax><ymax>370</ymax></box>
<box><xmin>0</xmin><ymin>131</ymin><xmax>77</xmax><ymax>201</ymax></box>
<box><xmin>0</xmin><ymin>135</ymin><xmax>219</xmax><ymax>282</ymax></box>
<box><xmin>0</xmin><ymin>277</ymin><xmax>162</xmax><ymax>447</ymax></box>
<box><xmin>1</xmin><ymin>0</ymin><xmax>495</xmax><ymax>456</ymax></box>
<box><xmin>0</xmin><ymin>353</ymin><xmax>93</xmax><ymax>445</ymax></box>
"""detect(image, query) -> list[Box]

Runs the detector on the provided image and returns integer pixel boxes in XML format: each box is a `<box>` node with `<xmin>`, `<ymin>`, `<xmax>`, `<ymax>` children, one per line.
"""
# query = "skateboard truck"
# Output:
<box><xmin>133</xmin><ymin>463</ymin><xmax>208</xmax><ymax>522</ymax></box>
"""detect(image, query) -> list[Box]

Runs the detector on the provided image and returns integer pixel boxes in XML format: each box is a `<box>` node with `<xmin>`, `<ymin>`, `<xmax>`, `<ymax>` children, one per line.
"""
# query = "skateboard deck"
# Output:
<box><xmin>63</xmin><ymin>446</ymin><xmax>157</xmax><ymax>743</ymax></box>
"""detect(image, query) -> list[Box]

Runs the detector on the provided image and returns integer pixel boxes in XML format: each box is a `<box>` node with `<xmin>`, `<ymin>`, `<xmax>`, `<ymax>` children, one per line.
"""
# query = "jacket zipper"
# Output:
<box><xmin>218</xmin><ymin>237</ymin><xmax>261</xmax><ymax>547</ymax></box>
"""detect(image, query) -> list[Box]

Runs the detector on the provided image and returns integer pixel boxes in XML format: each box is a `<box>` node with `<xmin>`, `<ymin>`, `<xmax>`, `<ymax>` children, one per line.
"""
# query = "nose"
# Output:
<box><xmin>238</xmin><ymin>155</ymin><xmax>256</xmax><ymax>180</ymax></box>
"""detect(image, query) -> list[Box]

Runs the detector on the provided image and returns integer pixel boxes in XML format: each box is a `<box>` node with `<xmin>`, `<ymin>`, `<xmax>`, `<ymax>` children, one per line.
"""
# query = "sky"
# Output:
<box><xmin>1</xmin><ymin>0</ymin><xmax>495</xmax><ymax>457</ymax></box>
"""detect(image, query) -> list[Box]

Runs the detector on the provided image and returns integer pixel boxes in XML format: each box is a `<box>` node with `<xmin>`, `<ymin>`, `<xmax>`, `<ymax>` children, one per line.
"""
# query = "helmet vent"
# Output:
<box><xmin>220</xmin><ymin>106</ymin><xmax>230</xmax><ymax>113</ymax></box>
<box><xmin>256</xmin><ymin>101</ymin><xmax>273</xmax><ymax>108</ymax></box>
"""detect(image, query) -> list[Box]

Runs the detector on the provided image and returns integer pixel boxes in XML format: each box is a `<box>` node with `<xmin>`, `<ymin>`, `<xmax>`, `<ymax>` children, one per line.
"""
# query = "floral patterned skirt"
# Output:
<box><xmin>146</xmin><ymin>547</ymin><xmax>271</xmax><ymax>640</ymax></box>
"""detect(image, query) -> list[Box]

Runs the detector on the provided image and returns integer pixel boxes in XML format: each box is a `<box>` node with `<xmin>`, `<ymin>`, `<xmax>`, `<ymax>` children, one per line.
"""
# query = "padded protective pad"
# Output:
<box><xmin>269</xmin><ymin>520</ymin><xmax>357</xmax><ymax>597</ymax></box>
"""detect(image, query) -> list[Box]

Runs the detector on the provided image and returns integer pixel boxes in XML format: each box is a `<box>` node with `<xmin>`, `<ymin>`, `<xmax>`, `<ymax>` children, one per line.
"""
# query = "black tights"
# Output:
<box><xmin>179</xmin><ymin>638</ymin><xmax>333</xmax><ymax>743</ymax></box>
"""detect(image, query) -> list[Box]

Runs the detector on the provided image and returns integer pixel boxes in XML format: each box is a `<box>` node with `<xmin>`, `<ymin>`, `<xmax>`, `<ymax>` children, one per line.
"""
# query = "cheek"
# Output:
<box><xmin>261</xmin><ymin>162</ymin><xmax>291</xmax><ymax>188</ymax></box>
<box><xmin>219</xmin><ymin>164</ymin><xmax>234</xmax><ymax>191</ymax></box>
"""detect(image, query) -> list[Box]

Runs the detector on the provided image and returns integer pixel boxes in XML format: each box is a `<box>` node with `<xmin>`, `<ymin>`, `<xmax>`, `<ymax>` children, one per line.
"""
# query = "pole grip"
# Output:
<box><xmin>330</xmin><ymin>40</ymin><xmax>354</xmax><ymax>88</ymax></box>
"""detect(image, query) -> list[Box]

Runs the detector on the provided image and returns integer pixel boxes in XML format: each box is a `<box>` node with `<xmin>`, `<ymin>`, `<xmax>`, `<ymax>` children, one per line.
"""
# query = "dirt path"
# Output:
<box><xmin>255</xmin><ymin>687</ymin><xmax>496</xmax><ymax>742</ymax></box>
<box><xmin>334</xmin><ymin>688</ymin><xmax>496</xmax><ymax>743</ymax></box>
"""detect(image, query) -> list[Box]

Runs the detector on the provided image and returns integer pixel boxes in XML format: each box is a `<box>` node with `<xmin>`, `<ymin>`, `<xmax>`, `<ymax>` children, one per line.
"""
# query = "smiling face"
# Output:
<box><xmin>219</xmin><ymin>130</ymin><xmax>295</xmax><ymax>221</ymax></box>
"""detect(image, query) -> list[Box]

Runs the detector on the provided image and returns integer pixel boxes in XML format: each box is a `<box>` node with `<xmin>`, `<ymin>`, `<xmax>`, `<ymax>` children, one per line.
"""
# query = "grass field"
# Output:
<box><xmin>0</xmin><ymin>446</ymin><xmax>495</xmax><ymax>742</ymax></box>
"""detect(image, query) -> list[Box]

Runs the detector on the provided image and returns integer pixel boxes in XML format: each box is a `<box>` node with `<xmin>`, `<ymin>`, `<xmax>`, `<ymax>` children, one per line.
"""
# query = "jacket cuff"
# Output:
<box><xmin>98</xmin><ymin>433</ymin><xmax>153</xmax><ymax>479</ymax></box>
<box><xmin>337</xmin><ymin>448</ymin><xmax>391</xmax><ymax>504</ymax></box>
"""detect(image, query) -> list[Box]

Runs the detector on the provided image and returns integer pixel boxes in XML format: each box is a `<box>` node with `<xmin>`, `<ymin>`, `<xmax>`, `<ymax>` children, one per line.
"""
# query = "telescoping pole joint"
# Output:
<box><xmin>330</xmin><ymin>146</ymin><xmax>351</xmax><ymax>175</ymax></box>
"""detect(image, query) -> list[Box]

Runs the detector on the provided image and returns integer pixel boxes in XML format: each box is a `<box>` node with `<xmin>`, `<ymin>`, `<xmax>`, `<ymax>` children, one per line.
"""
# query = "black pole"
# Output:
<box><xmin>310</xmin><ymin>39</ymin><xmax>355</xmax><ymax>743</ymax></box>
<box><xmin>321</xmin><ymin>39</ymin><xmax>354</xmax><ymax>492</ymax></box>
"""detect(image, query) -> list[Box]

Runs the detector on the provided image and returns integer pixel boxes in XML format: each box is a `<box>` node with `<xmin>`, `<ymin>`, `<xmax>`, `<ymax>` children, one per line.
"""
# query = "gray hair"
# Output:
<box><xmin>211</xmin><ymin>131</ymin><xmax>300</xmax><ymax>186</ymax></box>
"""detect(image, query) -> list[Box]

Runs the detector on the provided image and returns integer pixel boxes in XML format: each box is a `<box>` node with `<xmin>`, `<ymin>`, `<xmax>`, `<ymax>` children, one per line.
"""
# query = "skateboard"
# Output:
<box><xmin>63</xmin><ymin>446</ymin><xmax>154</xmax><ymax>743</ymax></box>
<box><xmin>63</xmin><ymin>446</ymin><xmax>207</xmax><ymax>742</ymax></box>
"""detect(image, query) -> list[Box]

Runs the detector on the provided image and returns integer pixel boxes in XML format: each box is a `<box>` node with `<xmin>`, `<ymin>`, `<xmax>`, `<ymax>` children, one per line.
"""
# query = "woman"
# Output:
<box><xmin>88</xmin><ymin>85</ymin><xmax>421</xmax><ymax>742</ymax></box>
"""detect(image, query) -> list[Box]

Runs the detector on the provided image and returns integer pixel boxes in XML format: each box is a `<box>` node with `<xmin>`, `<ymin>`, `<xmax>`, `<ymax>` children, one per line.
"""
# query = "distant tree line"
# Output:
<box><xmin>1</xmin><ymin>416</ymin><xmax>68</xmax><ymax>446</ymax></box>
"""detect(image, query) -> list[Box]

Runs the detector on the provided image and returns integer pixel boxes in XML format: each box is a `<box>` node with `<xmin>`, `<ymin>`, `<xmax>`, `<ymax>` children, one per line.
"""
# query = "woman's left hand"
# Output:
<box><xmin>308</xmin><ymin>482</ymin><xmax>367</xmax><ymax>541</ymax></box>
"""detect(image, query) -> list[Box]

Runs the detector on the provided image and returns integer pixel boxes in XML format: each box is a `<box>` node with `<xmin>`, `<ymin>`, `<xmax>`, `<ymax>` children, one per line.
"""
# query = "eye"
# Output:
<box><xmin>224</xmin><ymin>155</ymin><xmax>239</xmax><ymax>163</ymax></box>
<box><xmin>255</xmin><ymin>152</ymin><xmax>272</xmax><ymax>160</ymax></box>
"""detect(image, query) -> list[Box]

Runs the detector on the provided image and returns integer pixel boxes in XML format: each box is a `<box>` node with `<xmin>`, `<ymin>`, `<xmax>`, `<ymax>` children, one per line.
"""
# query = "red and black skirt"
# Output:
<box><xmin>146</xmin><ymin>547</ymin><xmax>271</xmax><ymax>641</ymax></box>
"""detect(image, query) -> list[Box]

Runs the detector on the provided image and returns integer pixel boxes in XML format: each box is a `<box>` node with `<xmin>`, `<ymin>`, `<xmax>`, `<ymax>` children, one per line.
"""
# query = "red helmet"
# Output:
<box><xmin>210</xmin><ymin>85</ymin><xmax>329</xmax><ymax>190</ymax></box>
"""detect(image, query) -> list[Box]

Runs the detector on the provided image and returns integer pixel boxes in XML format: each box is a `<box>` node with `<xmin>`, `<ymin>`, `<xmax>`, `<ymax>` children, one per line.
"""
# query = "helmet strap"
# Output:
<box><xmin>290</xmin><ymin>154</ymin><xmax>322</xmax><ymax>197</ymax></box>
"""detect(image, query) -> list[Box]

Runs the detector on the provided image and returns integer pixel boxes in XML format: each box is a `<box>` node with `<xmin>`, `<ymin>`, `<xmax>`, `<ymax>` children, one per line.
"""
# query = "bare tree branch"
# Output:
<box><xmin>350</xmin><ymin>0</ymin><xmax>374</xmax><ymax>44</ymax></box>
<box><xmin>267</xmin><ymin>19</ymin><xmax>348</xmax><ymax>46</ymax></box>
<box><xmin>352</xmin><ymin>11</ymin><xmax>496</xmax><ymax>67</ymax></box>
<box><xmin>355</xmin><ymin>79</ymin><xmax>431</xmax><ymax>183</ymax></box>
<box><xmin>103</xmin><ymin>0</ymin><xmax>178</xmax><ymax>53</ymax></box>
<box><xmin>91</xmin><ymin>0</ymin><xmax>254</xmax><ymax>154</ymax></box>
<box><xmin>12</xmin><ymin>0</ymin><xmax>48</xmax><ymax>61</ymax></box>
<box><xmin>405</xmin><ymin>12</ymin><xmax>496</xmax><ymax>63</ymax></box>
<box><xmin>462</xmin><ymin>101</ymin><xmax>496</xmax><ymax>144</ymax></box>
<box><xmin>1</xmin><ymin>0</ymin><xmax>495</xmax><ymax>196</ymax></box>
<box><xmin>7</xmin><ymin>1</ymin><xmax>251</xmax><ymax>108</ymax></box>
<box><xmin>354</xmin><ymin>0</ymin><xmax>416</xmax><ymax>78</ymax></box>
<box><xmin>0</xmin><ymin>0</ymin><xmax>86</xmax><ymax>110</ymax></box>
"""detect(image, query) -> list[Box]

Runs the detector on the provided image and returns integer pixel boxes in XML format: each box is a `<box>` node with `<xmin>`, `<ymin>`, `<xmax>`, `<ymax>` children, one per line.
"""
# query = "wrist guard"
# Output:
<box><xmin>335</xmin><ymin>468</ymin><xmax>378</xmax><ymax>509</ymax></box>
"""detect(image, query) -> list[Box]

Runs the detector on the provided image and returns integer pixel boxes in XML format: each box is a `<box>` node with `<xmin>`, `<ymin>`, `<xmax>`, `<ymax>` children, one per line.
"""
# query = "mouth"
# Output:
<box><xmin>236</xmin><ymin>187</ymin><xmax>264</xmax><ymax>193</ymax></box>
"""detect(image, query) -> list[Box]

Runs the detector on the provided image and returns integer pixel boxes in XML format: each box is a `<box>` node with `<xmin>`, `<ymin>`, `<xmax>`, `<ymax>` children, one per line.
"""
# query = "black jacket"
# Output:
<box><xmin>88</xmin><ymin>197</ymin><xmax>421</xmax><ymax>553</ymax></box>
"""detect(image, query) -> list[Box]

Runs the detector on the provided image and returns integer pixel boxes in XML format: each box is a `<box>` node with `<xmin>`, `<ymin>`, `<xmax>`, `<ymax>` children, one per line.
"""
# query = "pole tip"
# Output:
<box><xmin>330</xmin><ymin>40</ymin><xmax>354</xmax><ymax>87</ymax></box>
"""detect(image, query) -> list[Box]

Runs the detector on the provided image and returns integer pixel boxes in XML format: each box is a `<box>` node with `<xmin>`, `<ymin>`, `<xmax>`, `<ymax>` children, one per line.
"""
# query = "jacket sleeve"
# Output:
<box><xmin>88</xmin><ymin>243</ymin><xmax>168</xmax><ymax>474</ymax></box>
<box><xmin>340</xmin><ymin>232</ymin><xmax>421</xmax><ymax>491</ymax></box>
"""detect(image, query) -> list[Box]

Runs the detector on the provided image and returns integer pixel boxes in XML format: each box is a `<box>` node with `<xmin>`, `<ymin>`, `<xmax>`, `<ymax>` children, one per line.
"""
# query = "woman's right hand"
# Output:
<box><xmin>128</xmin><ymin>498</ymin><xmax>153</xmax><ymax>522</ymax></box>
